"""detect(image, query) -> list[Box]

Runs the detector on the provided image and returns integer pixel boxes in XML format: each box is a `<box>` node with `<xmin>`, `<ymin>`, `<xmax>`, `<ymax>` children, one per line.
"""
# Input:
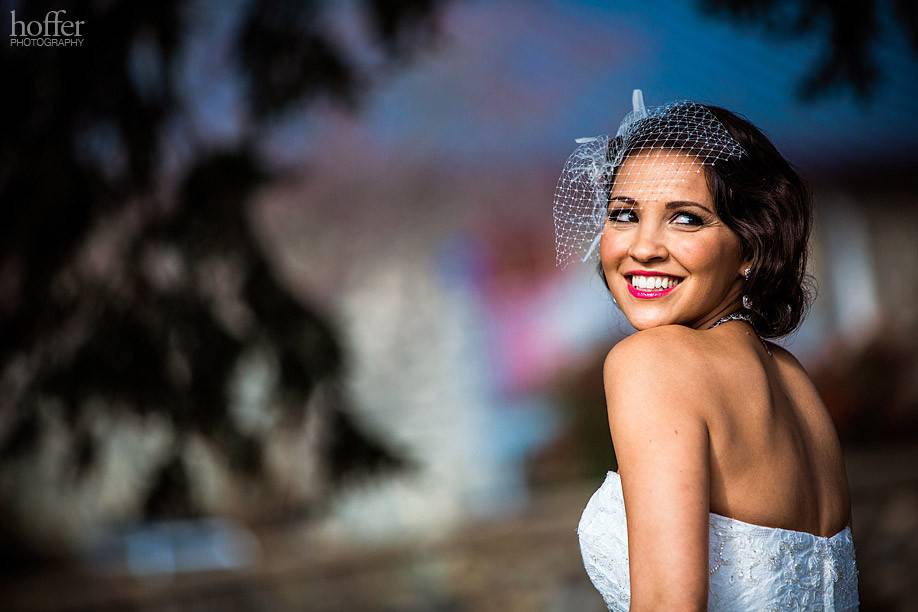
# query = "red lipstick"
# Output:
<box><xmin>627</xmin><ymin>282</ymin><xmax>679</xmax><ymax>299</ymax></box>
<box><xmin>624</xmin><ymin>271</ymin><xmax>683</xmax><ymax>300</ymax></box>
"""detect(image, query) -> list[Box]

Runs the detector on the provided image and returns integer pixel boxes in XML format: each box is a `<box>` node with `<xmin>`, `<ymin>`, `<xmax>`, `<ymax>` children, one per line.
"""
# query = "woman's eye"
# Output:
<box><xmin>673</xmin><ymin>212</ymin><xmax>703</xmax><ymax>226</ymax></box>
<box><xmin>608</xmin><ymin>208</ymin><xmax>637</xmax><ymax>223</ymax></box>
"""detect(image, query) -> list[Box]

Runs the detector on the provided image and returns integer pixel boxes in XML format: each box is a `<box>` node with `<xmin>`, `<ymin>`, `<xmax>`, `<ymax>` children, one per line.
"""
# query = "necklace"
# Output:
<box><xmin>707</xmin><ymin>311</ymin><xmax>773</xmax><ymax>357</ymax></box>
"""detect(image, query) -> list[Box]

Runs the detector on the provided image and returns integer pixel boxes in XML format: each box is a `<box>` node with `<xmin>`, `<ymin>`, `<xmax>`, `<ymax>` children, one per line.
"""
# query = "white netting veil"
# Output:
<box><xmin>552</xmin><ymin>90</ymin><xmax>748</xmax><ymax>268</ymax></box>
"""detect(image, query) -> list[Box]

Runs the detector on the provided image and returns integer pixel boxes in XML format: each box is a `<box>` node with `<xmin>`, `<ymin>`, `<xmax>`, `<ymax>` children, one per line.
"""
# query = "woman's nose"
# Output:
<box><xmin>627</xmin><ymin>224</ymin><xmax>668</xmax><ymax>262</ymax></box>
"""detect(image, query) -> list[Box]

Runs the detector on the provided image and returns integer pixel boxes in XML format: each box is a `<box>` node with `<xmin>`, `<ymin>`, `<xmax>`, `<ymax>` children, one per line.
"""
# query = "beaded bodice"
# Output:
<box><xmin>577</xmin><ymin>471</ymin><xmax>859</xmax><ymax>611</ymax></box>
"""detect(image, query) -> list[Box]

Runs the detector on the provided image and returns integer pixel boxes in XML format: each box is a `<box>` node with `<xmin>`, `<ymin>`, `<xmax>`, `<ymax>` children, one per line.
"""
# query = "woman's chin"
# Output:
<box><xmin>631</xmin><ymin>320</ymin><xmax>668</xmax><ymax>331</ymax></box>
<box><xmin>611</xmin><ymin>292</ymin><xmax>681</xmax><ymax>330</ymax></box>
<box><xmin>624</xmin><ymin>311</ymin><xmax>676</xmax><ymax>331</ymax></box>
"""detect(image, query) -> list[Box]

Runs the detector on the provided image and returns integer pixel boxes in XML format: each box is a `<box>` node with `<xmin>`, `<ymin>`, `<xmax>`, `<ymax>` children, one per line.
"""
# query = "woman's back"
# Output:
<box><xmin>576</xmin><ymin>324</ymin><xmax>860</xmax><ymax>611</ymax></box>
<box><xmin>701</xmin><ymin>324</ymin><xmax>852</xmax><ymax>538</ymax></box>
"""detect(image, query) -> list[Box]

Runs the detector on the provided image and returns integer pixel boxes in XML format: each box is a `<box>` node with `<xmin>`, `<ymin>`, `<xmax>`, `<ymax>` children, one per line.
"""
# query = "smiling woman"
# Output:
<box><xmin>555</xmin><ymin>91</ymin><xmax>859</xmax><ymax>610</ymax></box>
<box><xmin>592</xmin><ymin>102</ymin><xmax>815</xmax><ymax>340</ymax></box>
<box><xmin>600</xmin><ymin>149</ymin><xmax>748</xmax><ymax>332</ymax></box>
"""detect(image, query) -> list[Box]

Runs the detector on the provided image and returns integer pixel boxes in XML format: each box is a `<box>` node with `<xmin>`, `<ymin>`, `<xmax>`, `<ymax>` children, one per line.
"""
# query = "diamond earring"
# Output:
<box><xmin>742</xmin><ymin>267</ymin><xmax>752</xmax><ymax>309</ymax></box>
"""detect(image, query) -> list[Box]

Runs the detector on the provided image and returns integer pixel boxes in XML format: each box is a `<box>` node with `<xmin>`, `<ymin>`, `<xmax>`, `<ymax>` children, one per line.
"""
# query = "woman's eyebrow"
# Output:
<box><xmin>608</xmin><ymin>196</ymin><xmax>714</xmax><ymax>217</ymax></box>
<box><xmin>666</xmin><ymin>200</ymin><xmax>714</xmax><ymax>215</ymax></box>
<box><xmin>608</xmin><ymin>195</ymin><xmax>637</xmax><ymax>206</ymax></box>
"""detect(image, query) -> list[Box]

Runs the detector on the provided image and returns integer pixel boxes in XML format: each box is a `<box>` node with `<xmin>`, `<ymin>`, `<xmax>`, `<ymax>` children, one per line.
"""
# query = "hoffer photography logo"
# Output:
<box><xmin>9</xmin><ymin>9</ymin><xmax>85</xmax><ymax>47</ymax></box>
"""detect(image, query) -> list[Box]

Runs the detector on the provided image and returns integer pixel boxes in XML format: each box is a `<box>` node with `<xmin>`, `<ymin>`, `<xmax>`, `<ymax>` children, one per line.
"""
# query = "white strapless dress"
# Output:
<box><xmin>577</xmin><ymin>471</ymin><xmax>859</xmax><ymax>611</ymax></box>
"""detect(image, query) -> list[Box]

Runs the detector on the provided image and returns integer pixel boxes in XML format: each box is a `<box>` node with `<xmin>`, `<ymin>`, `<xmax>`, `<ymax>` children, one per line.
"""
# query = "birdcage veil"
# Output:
<box><xmin>552</xmin><ymin>90</ymin><xmax>748</xmax><ymax>268</ymax></box>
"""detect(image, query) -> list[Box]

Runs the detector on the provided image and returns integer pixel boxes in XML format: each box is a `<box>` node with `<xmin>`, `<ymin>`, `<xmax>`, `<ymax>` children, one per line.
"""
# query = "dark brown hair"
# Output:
<box><xmin>597</xmin><ymin>104</ymin><xmax>815</xmax><ymax>339</ymax></box>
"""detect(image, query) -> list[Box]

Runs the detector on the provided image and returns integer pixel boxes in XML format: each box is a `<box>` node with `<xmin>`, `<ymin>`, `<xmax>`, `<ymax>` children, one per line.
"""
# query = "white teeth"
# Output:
<box><xmin>629</xmin><ymin>275</ymin><xmax>681</xmax><ymax>290</ymax></box>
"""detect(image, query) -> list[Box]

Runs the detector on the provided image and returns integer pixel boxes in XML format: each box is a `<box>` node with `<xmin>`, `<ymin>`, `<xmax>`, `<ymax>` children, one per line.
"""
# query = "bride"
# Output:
<box><xmin>555</xmin><ymin>92</ymin><xmax>859</xmax><ymax>610</ymax></box>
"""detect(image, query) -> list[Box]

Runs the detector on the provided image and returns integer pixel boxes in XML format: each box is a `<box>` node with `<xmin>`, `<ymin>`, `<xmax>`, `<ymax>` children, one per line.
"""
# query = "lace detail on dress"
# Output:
<box><xmin>576</xmin><ymin>471</ymin><xmax>859</xmax><ymax>611</ymax></box>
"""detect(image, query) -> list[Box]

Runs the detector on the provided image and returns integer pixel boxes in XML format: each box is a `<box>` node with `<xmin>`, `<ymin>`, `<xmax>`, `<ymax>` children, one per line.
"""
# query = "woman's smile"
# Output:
<box><xmin>625</xmin><ymin>273</ymin><xmax>684</xmax><ymax>299</ymax></box>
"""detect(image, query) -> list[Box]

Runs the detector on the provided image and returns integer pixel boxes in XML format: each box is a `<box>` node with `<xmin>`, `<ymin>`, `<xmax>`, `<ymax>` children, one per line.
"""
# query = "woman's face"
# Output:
<box><xmin>599</xmin><ymin>150</ymin><xmax>749</xmax><ymax>331</ymax></box>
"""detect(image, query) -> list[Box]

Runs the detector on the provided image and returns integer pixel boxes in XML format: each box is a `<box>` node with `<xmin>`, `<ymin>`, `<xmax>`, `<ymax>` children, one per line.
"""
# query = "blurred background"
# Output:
<box><xmin>1</xmin><ymin>0</ymin><xmax>917</xmax><ymax>610</ymax></box>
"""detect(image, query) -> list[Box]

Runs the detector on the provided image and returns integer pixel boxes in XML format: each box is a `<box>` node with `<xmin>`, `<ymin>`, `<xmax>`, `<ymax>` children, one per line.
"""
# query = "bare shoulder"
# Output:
<box><xmin>765</xmin><ymin>340</ymin><xmax>808</xmax><ymax>371</ymax></box>
<box><xmin>603</xmin><ymin>325</ymin><xmax>721</xmax><ymax>421</ymax></box>
<box><xmin>604</xmin><ymin>325</ymin><xmax>715</xmax><ymax>385</ymax></box>
<box><xmin>762</xmin><ymin>342</ymin><xmax>833</xmax><ymax>425</ymax></box>
<box><xmin>606</xmin><ymin>324</ymin><xmax>703</xmax><ymax>359</ymax></box>
<box><xmin>762</xmin><ymin>341</ymin><xmax>819</xmax><ymax>390</ymax></box>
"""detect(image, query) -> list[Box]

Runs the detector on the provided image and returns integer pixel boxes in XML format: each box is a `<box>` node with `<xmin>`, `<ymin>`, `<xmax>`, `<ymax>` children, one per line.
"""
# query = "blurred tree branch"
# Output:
<box><xmin>0</xmin><ymin>0</ymin><xmax>446</xmax><ymax>549</ymax></box>
<box><xmin>699</xmin><ymin>0</ymin><xmax>918</xmax><ymax>100</ymax></box>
